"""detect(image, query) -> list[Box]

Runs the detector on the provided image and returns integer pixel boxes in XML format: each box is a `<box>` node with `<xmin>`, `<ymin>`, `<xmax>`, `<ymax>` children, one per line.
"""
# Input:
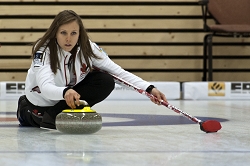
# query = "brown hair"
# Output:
<box><xmin>32</xmin><ymin>10</ymin><xmax>99</xmax><ymax>74</ymax></box>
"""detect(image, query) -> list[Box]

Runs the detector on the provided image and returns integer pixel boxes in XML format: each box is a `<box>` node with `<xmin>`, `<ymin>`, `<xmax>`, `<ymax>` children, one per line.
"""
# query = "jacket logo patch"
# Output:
<box><xmin>93</xmin><ymin>43</ymin><xmax>108</xmax><ymax>56</ymax></box>
<box><xmin>34</xmin><ymin>51</ymin><xmax>44</xmax><ymax>67</ymax></box>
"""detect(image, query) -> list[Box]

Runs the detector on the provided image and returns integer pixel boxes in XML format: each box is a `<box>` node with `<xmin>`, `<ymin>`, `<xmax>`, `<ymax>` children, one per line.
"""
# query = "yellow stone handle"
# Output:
<box><xmin>62</xmin><ymin>100</ymin><xmax>96</xmax><ymax>113</ymax></box>
<box><xmin>62</xmin><ymin>106</ymin><xmax>96</xmax><ymax>113</ymax></box>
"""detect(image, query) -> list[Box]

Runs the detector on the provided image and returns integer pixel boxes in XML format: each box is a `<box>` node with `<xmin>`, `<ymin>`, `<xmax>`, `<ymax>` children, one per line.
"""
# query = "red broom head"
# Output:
<box><xmin>200</xmin><ymin>120</ymin><xmax>222</xmax><ymax>133</ymax></box>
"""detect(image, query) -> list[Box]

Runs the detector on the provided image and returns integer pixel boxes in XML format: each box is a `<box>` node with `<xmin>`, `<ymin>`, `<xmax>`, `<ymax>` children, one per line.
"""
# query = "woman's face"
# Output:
<box><xmin>56</xmin><ymin>20</ymin><xmax>80</xmax><ymax>52</ymax></box>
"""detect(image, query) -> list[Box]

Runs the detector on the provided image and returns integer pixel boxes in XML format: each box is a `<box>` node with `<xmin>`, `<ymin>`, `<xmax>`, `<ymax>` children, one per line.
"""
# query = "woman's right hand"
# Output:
<box><xmin>64</xmin><ymin>89</ymin><xmax>81</xmax><ymax>109</ymax></box>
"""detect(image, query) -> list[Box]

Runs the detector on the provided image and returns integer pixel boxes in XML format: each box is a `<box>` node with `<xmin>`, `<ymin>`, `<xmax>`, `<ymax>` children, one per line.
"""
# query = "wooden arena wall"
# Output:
<box><xmin>0</xmin><ymin>0</ymin><xmax>250</xmax><ymax>82</ymax></box>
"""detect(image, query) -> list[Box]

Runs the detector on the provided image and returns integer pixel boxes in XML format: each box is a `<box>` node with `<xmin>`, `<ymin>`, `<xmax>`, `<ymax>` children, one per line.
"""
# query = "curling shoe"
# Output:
<box><xmin>16</xmin><ymin>95</ymin><xmax>30</xmax><ymax>126</ymax></box>
<box><xmin>40</xmin><ymin>112</ymin><xmax>56</xmax><ymax>130</ymax></box>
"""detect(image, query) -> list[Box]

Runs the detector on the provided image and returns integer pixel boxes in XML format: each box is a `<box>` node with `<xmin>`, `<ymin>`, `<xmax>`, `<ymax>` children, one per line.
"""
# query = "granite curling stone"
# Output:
<box><xmin>56</xmin><ymin>104</ymin><xmax>102</xmax><ymax>134</ymax></box>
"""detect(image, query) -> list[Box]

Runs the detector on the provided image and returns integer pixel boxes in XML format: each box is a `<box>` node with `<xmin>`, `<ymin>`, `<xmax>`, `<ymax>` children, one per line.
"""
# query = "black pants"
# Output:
<box><xmin>21</xmin><ymin>71</ymin><xmax>115</xmax><ymax>127</ymax></box>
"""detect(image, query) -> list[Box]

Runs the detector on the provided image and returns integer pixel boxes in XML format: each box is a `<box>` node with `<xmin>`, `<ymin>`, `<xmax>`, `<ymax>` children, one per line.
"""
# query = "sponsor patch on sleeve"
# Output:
<box><xmin>34</xmin><ymin>51</ymin><xmax>44</xmax><ymax>67</ymax></box>
<box><xmin>93</xmin><ymin>43</ymin><xmax>101</xmax><ymax>51</ymax></box>
<box><xmin>93</xmin><ymin>42</ymin><xmax>108</xmax><ymax>56</ymax></box>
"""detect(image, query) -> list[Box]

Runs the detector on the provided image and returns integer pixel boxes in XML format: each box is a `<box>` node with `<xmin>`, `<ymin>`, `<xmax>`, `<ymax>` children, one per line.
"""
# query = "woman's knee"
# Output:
<box><xmin>100</xmin><ymin>72</ymin><xmax>115</xmax><ymax>90</ymax></box>
<box><xmin>83</xmin><ymin>71</ymin><xmax>115</xmax><ymax>90</ymax></box>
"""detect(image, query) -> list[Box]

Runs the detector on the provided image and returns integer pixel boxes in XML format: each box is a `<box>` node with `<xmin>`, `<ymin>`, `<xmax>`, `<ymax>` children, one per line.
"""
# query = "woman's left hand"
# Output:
<box><xmin>149</xmin><ymin>88</ymin><xmax>167</xmax><ymax>105</ymax></box>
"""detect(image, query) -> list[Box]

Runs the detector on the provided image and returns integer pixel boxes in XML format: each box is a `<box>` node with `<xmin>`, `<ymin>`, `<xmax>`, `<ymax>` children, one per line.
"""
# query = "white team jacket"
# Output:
<box><xmin>25</xmin><ymin>41</ymin><xmax>151</xmax><ymax>106</ymax></box>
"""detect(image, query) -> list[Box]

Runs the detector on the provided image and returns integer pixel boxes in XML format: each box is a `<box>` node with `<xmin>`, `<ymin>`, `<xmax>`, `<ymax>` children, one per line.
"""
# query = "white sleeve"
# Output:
<box><xmin>32</xmin><ymin>50</ymin><xmax>65</xmax><ymax>100</ymax></box>
<box><xmin>90</xmin><ymin>42</ymin><xmax>151</xmax><ymax>90</ymax></box>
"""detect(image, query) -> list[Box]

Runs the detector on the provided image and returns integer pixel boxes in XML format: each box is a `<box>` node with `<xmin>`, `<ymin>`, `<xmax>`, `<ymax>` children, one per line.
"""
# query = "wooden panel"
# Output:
<box><xmin>0</xmin><ymin>46</ymin><xmax>33</xmax><ymax>56</ymax></box>
<box><xmin>0</xmin><ymin>6</ymin><xmax>201</xmax><ymax>15</ymax></box>
<box><xmin>101</xmin><ymin>46</ymin><xmax>250</xmax><ymax>56</ymax></box>
<box><xmin>110</xmin><ymin>59</ymin><xmax>250</xmax><ymax>69</ymax></box>
<box><xmin>1</xmin><ymin>45</ymin><xmax>250</xmax><ymax>56</ymax></box>
<box><xmin>113</xmin><ymin>59</ymin><xmax>203</xmax><ymax>69</ymax></box>
<box><xmin>0</xmin><ymin>19</ymin><xmax>53</xmax><ymax>29</ymax></box>
<box><xmin>210</xmin><ymin>46</ymin><xmax>250</xmax><ymax>56</ymax></box>
<box><xmin>213</xmin><ymin>73</ymin><xmax>250</xmax><ymax>81</ymax></box>
<box><xmin>213</xmin><ymin>60</ymin><xmax>250</xmax><ymax>69</ymax></box>
<box><xmin>0</xmin><ymin>72</ymin><xmax>27</xmax><ymax>81</ymax></box>
<box><xmin>0</xmin><ymin>72</ymin><xmax>249</xmax><ymax>82</ymax></box>
<box><xmin>1</xmin><ymin>58</ymin><xmax>250</xmax><ymax>71</ymax></box>
<box><xmin>128</xmin><ymin>72</ymin><xmax>204</xmax><ymax>82</ymax></box>
<box><xmin>1</xmin><ymin>32</ymin><xmax>250</xmax><ymax>43</ymax></box>
<box><xmin>5</xmin><ymin>0</ymin><xmax>198</xmax><ymax>2</ymax></box>
<box><xmin>0</xmin><ymin>0</ymin><xmax>248</xmax><ymax>83</ymax></box>
<box><xmin>0</xmin><ymin>59</ymin><xmax>32</xmax><ymax>69</ymax></box>
<box><xmin>136</xmin><ymin>72</ymin><xmax>250</xmax><ymax>82</ymax></box>
<box><xmin>89</xmin><ymin>33</ymin><xmax>250</xmax><ymax>43</ymax></box>
<box><xmin>0</xmin><ymin>32</ymin><xmax>41</xmax><ymax>42</ymax></box>
<box><xmin>0</xmin><ymin>19</ymin><xmax>209</xmax><ymax>29</ymax></box>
